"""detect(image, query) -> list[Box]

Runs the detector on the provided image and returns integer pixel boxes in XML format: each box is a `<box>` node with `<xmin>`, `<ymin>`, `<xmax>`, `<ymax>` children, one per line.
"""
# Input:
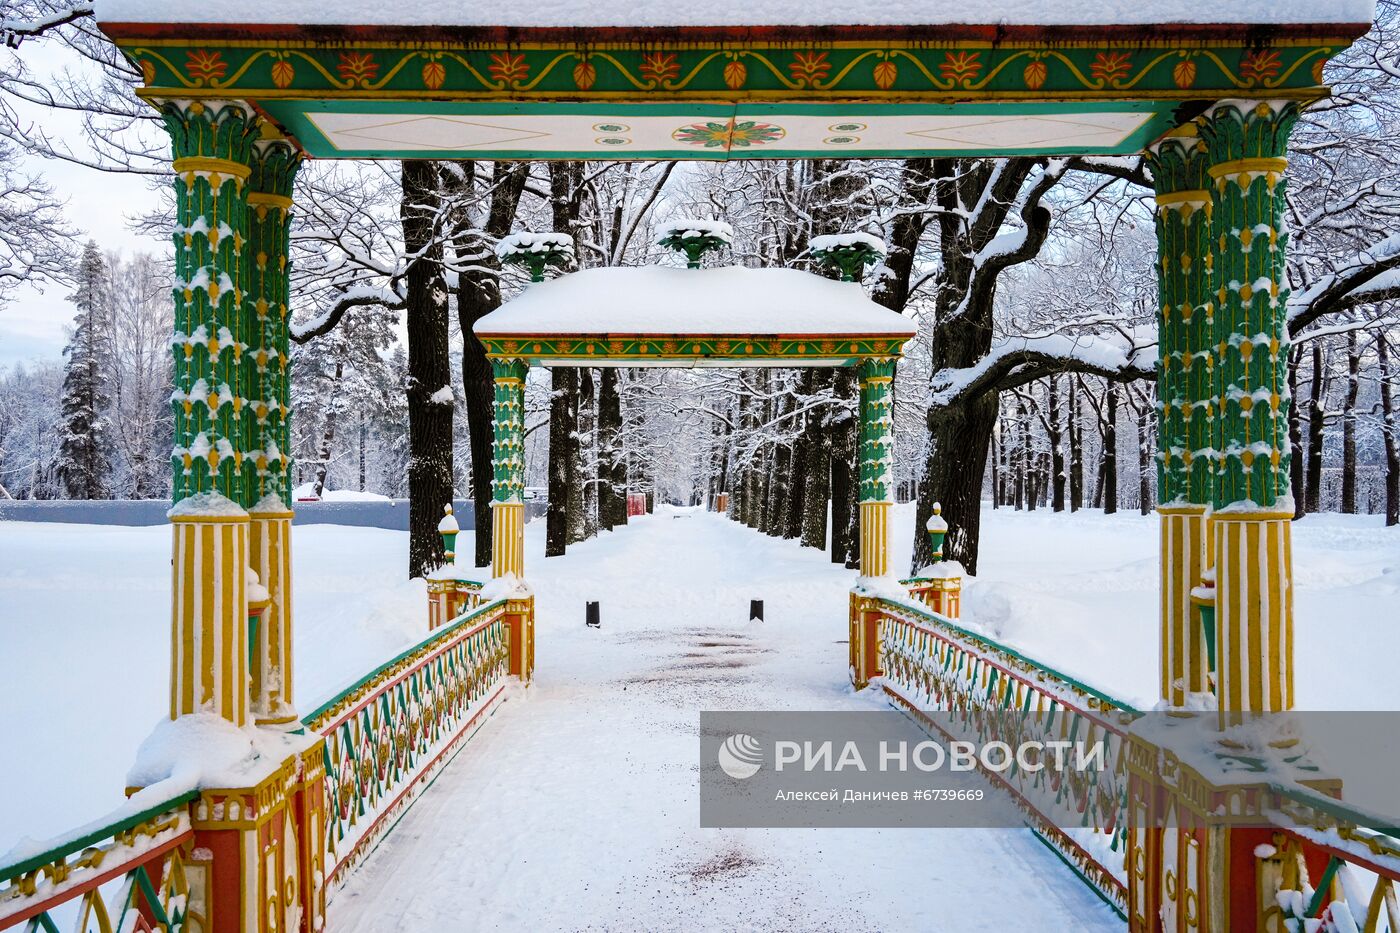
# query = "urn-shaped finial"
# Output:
<box><xmin>925</xmin><ymin>502</ymin><xmax>949</xmax><ymax>563</ymax></box>
<box><xmin>497</xmin><ymin>231</ymin><xmax>575</xmax><ymax>283</ymax></box>
<box><xmin>657</xmin><ymin>218</ymin><xmax>733</xmax><ymax>269</ymax></box>
<box><xmin>438</xmin><ymin>503</ymin><xmax>460</xmax><ymax>562</ymax></box>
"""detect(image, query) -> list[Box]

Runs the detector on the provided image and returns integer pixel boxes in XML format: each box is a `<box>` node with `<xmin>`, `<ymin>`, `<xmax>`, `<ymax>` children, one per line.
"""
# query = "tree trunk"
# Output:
<box><xmin>1378</xmin><ymin>333</ymin><xmax>1399</xmax><ymax>527</ymax></box>
<box><xmin>401</xmin><ymin>160</ymin><xmax>453</xmax><ymax>578</ymax></box>
<box><xmin>1013</xmin><ymin>403</ymin><xmax>1026</xmax><ymax>511</ymax></box>
<box><xmin>916</xmin><ymin>392</ymin><xmax>999</xmax><ymax>573</ymax></box>
<box><xmin>1068</xmin><ymin>377</ymin><xmax>1084</xmax><ymax>511</ymax></box>
<box><xmin>829</xmin><ymin>368</ymin><xmax>858</xmax><ymax>564</ymax></box>
<box><xmin>1048</xmin><ymin>375</ymin><xmax>1066</xmax><ymax>511</ymax></box>
<box><xmin>1102</xmin><ymin>382</ymin><xmax>1118</xmax><ymax>515</ymax></box>
<box><xmin>358</xmin><ymin>416</ymin><xmax>367</xmax><ymax>493</ymax></box>
<box><xmin>1341</xmin><ymin>329</ymin><xmax>1360</xmax><ymax>515</ymax></box>
<box><xmin>1305</xmin><ymin>341</ymin><xmax>1327</xmax><ymax>514</ymax></box>
<box><xmin>1137</xmin><ymin>393</ymin><xmax>1152</xmax><ymax>516</ymax></box>
<box><xmin>799</xmin><ymin>408</ymin><xmax>830</xmax><ymax>550</ymax></box>
<box><xmin>576</xmin><ymin>368</ymin><xmax>596</xmax><ymax>540</ymax></box>
<box><xmin>1288</xmin><ymin>345</ymin><xmax>1305</xmax><ymax>519</ymax></box>
<box><xmin>311</xmin><ymin>360</ymin><xmax>343</xmax><ymax>498</ymax></box>
<box><xmin>545</xmin><ymin>368</ymin><xmax>577</xmax><ymax>557</ymax></box>
<box><xmin>597</xmin><ymin>367</ymin><xmax>625</xmax><ymax>530</ymax></box>
<box><xmin>451</xmin><ymin>162</ymin><xmax>527</xmax><ymax>568</ymax></box>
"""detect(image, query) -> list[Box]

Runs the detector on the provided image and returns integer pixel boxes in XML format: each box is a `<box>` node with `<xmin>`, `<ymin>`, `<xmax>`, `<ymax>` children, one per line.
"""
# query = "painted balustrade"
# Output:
<box><xmin>875</xmin><ymin>595</ymin><xmax>1141</xmax><ymax>917</ymax></box>
<box><xmin>0</xmin><ymin>789</ymin><xmax>200</xmax><ymax>932</ymax></box>
<box><xmin>301</xmin><ymin>597</ymin><xmax>512</xmax><ymax>892</ymax></box>
<box><xmin>1262</xmin><ymin>784</ymin><xmax>1400</xmax><ymax>932</ymax></box>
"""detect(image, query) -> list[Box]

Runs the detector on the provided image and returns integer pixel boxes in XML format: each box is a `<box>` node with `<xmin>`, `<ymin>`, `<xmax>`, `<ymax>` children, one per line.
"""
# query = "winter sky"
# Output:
<box><xmin>0</xmin><ymin>40</ymin><xmax>158</xmax><ymax>368</ymax></box>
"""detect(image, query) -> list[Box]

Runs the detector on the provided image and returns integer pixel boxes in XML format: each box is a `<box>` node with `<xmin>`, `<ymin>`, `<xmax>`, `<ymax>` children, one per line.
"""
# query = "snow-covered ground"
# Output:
<box><xmin>331</xmin><ymin>508</ymin><xmax>1121</xmax><ymax>930</ymax></box>
<box><xmin>2</xmin><ymin>504</ymin><xmax>1397</xmax><ymax>914</ymax></box>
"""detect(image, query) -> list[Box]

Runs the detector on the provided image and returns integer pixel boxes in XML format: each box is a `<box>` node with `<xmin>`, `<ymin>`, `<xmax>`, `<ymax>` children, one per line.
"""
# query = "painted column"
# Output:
<box><xmin>1200</xmin><ymin>101</ymin><xmax>1299</xmax><ymax>722</ymax></box>
<box><xmin>246</xmin><ymin>136</ymin><xmax>301</xmax><ymax>727</ymax></box>
<box><xmin>857</xmin><ymin>357</ymin><xmax>897</xmax><ymax>578</ymax></box>
<box><xmin>1146</xmin><ymin>126</ymin><xmax>1214</xmax><ymax>707</ymax></box>
<box><xmin>490</xmin><ymin>358</ymin><xmax>528</xmax><ymax>579</ymax></box>
<box><xmin>164</xmin><ymin>100</ymin><xmax>261</xmax><ymax>727</ymax></box>
<box><xmin>851</xmin><ymin>357</ymin><xmax>896</xmax><ymax>689</ymax></box>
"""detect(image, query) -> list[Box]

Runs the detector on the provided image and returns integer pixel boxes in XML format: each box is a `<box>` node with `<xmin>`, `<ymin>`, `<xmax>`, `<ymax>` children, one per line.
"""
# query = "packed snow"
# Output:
<box><xmin>328</xmin><ymin>507</ymin><xmax>1121</xmax><ymax>930</ymax></box>
<box><xmin>657</xmin><ymin>218</ymin><xmax>735</xmax><ymax>245</ymax></box>
<box><xmin>94</xmin><ymin>0</ymin><xmax>1377</xmax><ymax>28</ymax></box>
<box><xmin>810</xmin><ymin>231</ymin><xmax>886</xmax><ymax>255</ymax></box>
<box><xmin>474</xmin><ymin>266</ymin><xmax>918</xmax><ymax>337</ymax></box>
<box><xmin>495</xmin><ymin>231</ymin><xmax>575</xmax><ymax>259</ymax></box>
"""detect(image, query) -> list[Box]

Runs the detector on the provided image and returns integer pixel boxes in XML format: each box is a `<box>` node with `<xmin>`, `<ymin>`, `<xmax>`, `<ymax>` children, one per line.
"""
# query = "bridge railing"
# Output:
<box><xmin>301</xmin><ymin>596</ymin><xmax>512</xmax><ymax>892</ymax></box>
<box><xmin>0</xmin><ymin>788</ymin><xmax>199</xmax><ymax>932</ymax></box>
<box><xmin>1263</xmin><ymin>782</ymin><xmax>1400</xmax><ymax>931</ymax></box>
<box><xmin>873</xmin><ymin>595</ymin><xmax>1140</xmax><ymax>916</ymax></box>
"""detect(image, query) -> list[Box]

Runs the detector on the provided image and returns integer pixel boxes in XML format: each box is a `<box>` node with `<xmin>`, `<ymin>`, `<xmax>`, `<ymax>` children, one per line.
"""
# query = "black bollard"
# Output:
<box><xmin>750</xmin><ymin>599</ymin><xmax>763</xmax><ymax>622</ymax></box>
<box><xmin>586</xmin><ymin>601</ymin><xmax>601</xmax><ymax>628</ymax></box>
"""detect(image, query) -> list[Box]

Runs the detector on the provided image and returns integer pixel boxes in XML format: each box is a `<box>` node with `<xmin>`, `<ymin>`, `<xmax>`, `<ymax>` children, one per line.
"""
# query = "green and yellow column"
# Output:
<box><xmin>1146</xmin><ymin>126</ymin><xmax>1214</xmax><ymax>707</ymax></box>
<box><xmin>490</xmin><ymin>357</ymin><xmax>534</xmax><ymax>681</ymax></box>
<box><xmin>858</xmin><ymin>357</ymin><xmax>897</xmax><ymax>578</ymax></box>
<box><xmin>1200</xmin><ymin>101</ymin><xmax>1299</xmax><ymax>722</ymax></box>
<box><xmin>164</xmin><ymin>100</ymin><xmax>261</xmax><ymax>727</ymax></box>
<box><xmin>851</xmin><ymin>357</ymin><xmax>896</xmax><ymax>688</ymax></box>
<box><xmin>490</xmin><ymin>358</ymin><xmax>528</xmax><ymax>579</ymax></box>
<box><xmin>246</xmin><ymin>134</ymin><xmax>301</xmax><ymax>727</ymax></box>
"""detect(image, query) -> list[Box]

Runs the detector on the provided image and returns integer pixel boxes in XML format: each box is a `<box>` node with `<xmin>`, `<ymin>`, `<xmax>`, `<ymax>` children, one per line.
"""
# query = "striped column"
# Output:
<box><xmin>1200</xmin><ymin>100</ymin><xmax>1300</xmax><ymax>723</ymax></box>
<box><xmin>249</xmin><ymin>507</ymin><xmax>295</xmax><ymax>725</ymax></box>
<box><xmin>491</xmin><ymin>359</ymin><xmax>529</xmax><ymax>579</ymax></box>
<box><xmin>163</xmin><ymin>100</ymin><xmax>261</xmax><ymax>726</ymax></box>
<box><xmin>171</xmin><ymin>515</ymin><xmax>251</xmax><ymax>724</ymax></box>
<box><xmin>246</xmin><ymin>138</ymin><xmax>301</xmax><ymax>727</ymax></box>
<box><xmin>858</xmin><ymin>358</ymin><xmax>897</xmax><ymax>578</ymax></box>
<box><xmin>1147</xmin><ymin>127</ymin><xmax>1214</xmax><ymax>706</ymax></box>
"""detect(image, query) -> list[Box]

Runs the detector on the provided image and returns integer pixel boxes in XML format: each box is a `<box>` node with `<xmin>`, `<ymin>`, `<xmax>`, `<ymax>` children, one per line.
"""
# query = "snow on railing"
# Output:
<box><xmin>1263</xmin><ymin>782</ymin><xmax>1400</xmax><ymax>931</ymax></box>
<box><xmin>302</xmin><ymin>596</ymin><xmax>511</xmax><ymax>893</ymax></box>
<box><xmin>0</xmin><ymin>788</ymin><xmax>198</xmax><ymax>932</ymax></box>
<box><xmin>874</xmin><ymin>596</ymin><xmax>1137</xmax><ymax>917</ymax></box>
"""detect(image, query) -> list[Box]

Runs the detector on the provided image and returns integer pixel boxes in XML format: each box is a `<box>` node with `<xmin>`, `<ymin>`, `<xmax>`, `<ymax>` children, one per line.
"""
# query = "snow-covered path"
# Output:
<box><xmin>332</xmin><ymin>509</ymin><xmax>1122</xmax><ymax>931</ymax></box>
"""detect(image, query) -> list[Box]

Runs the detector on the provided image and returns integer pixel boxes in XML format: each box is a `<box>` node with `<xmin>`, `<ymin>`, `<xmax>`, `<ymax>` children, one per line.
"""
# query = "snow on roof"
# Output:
<box><xmin>94</xmin><ymin>0</ymin><xmax>1374</xmax><ymax>28</ymax></box>
<box><xmin>474</xmin><ymin>266</ymin><xmax>916</xmax><ymax>338</ymax></box>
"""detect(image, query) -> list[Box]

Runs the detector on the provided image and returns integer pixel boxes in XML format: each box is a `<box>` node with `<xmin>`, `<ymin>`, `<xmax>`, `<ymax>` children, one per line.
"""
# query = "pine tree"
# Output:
<box><xmin>56</xmin><ymin>241</ymin><xmax>114</xmax><ymax>499</ymax></box>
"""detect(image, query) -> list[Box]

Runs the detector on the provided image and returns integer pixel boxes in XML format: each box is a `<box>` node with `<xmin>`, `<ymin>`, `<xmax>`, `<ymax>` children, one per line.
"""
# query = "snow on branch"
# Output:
<box><xmin>1</xmin><ymin>3</ymin><xmax>93</xmax><ymax>47</ymax></box>
<box><xmin>290</xmin><ymin>286</ymin><xmax>404</xmax><ymax>344</ymax></box>
<box><xmin>1288</xmin><ymin>231</ymin><xmax>1400</xmax><ymax>335</ymax></box>
<box><xmin>929</xmin><ymin>329</ymin><xmax>1156</xmax><ymax>411</ymax></box>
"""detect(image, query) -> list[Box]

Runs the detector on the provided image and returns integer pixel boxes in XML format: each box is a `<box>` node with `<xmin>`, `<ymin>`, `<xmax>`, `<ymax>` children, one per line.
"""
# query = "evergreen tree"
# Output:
<box><xmin>56</xmin><ymin>240</ymin><xmax>114</xmax><ymax>499</ymax></box>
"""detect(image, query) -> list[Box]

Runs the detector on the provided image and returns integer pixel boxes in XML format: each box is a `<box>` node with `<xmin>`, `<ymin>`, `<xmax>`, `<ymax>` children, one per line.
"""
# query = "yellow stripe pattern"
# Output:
<box><xmin>859</xmin><ymin>501</ymin><xmax>890</xmax><ymax>578</ymax></box>
<box><xmin>171</xmin><ymin>516</ymin><xmax>249</xmax><ymax>725</ymax></box>
<box><xmin>250</xmin><ymin>511</ymin><xmax>295</xmax><ymax>724</ymax></box>
<box><xmin>492</xmin><ymin>502</ymin><xmax>525</xmax><ymax>579</ymax></box>
<box><xmin>1214</xmin><ymin>513</ymin><xmax>1293</xmax><ymax>723</ymax></box>
<box><xmin>1159</xmin><ymin>506</ymin><xmax>1209</xmax><ymax>705</ymax></box>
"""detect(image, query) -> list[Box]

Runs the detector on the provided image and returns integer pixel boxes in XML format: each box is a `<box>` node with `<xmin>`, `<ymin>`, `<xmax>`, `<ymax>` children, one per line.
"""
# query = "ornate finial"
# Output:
<box><xmin>811</xmin><ymin>232</ymin><xmax>885</xmax><ymax>283</ymax></box>
<box><xmin>657</xmin><ymin>218</ymin><xmax>733</xmax><ymax>269</ymax></box>
<box><xmin>925</xmin><ymin>502</ymin><xmax>949</xmax><ymax>563</ymax></box>
<box><xmin>438</xmin><ymin>503</ymin><xmax>460</xmax><ymax>562</ymax></box>
<box><xmin>496</xmin><ymin>231</ymin><xmax>575</xmax><ymax>283</ymax></box>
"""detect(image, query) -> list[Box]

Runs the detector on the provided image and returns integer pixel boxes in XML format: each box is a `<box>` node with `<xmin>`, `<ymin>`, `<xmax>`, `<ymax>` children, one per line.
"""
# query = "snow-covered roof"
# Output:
<box><xmin>474</xmin><ymin>266</ymin><xmax>916</xmax><ymax>340</ymax></box>
<box><xmin>93</xmin><ymin>0</ymin><xmax>1374</xmax><ymax>27</ymax></box>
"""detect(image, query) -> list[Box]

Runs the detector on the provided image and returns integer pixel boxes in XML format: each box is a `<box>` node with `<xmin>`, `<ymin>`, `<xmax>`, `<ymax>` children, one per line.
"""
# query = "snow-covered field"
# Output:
<box><xmin>2</xmin><ymin>504</ymin><xmax>1397</xmax><ymax>921</ymax></box>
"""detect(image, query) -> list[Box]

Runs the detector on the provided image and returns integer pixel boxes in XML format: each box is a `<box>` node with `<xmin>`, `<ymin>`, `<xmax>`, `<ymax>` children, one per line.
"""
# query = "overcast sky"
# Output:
<box><xmin>0</xmin><ymin>39</ymin><xmax>162</xmax><ymax>369</ymax></box>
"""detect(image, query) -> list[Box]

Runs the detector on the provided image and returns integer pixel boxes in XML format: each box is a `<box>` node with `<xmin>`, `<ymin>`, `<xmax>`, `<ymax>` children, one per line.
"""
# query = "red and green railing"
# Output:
<box><xmin>1263</xmin><ymin>783</ymin><xmax>1400</xmax><ymax>931</ymax></box>
<box><xmin>301</xmin><ymin>596</ymin><xmax>511</xmax><ymax>891</ymax></box>
<box><xmin>0</xmin><ymin>788</ymin><xmax>200</xmax><ymax>932</ymax></box>
<box><xmin>875</xmin><ymin>595</ymin><xmax>1139</xmax><ymax>917</ymax></box>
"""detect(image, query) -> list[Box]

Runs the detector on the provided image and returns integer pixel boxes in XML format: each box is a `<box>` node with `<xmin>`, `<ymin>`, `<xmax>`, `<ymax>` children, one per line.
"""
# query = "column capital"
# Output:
<box><xmin>158</xmin><ymin>99</ymin><xmax>261</xmax><ymax>165</ymax></box>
